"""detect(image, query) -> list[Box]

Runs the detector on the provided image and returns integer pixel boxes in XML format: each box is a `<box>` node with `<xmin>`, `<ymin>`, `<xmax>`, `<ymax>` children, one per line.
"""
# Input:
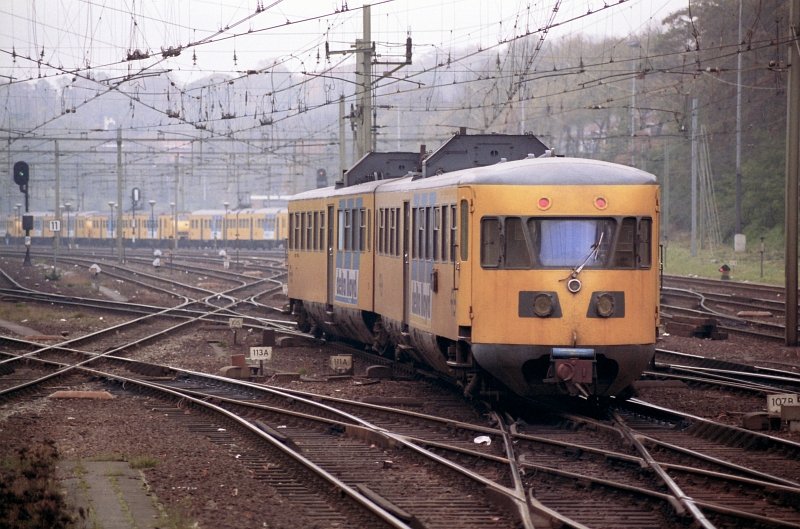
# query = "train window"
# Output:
<box><xmin>422</xmin><ymin>207</ymin><xmax>428</xmax><ymax>258</ymax></box>
<box><xmin>306</xmin><ymin>212</ymin><xmax>313</xmax><ymax>250</ymax></box>
<box><xmin>412</xmin><ymin>208</ymin><xmax>419</xmax><ymax>258</ymax></box>
<box><xmin>293</xmin><ymin>212</ymin><xmax>302</xmax><ymax>250</ymax></box>
<box><xmin>440</xmin><ymin>206</ymin><xmax>448</xmax><ymax>262</ymax></box>
<box><xmin>460</xmin><ymin>200</ymin><xmax>469</xmax><ymax>261</ymax></box>
<box><xmin>319</xmin><ymin>211</ymin><xmax>325</xmax><ymax>251</ymax></box>
<box><xmin>338</xmin><ymin>210</ymin><xmax>345</xmax><ymax>250</ymax></box>
<box><xmin>637</xmin><ymin>218</ymin><xmax>652</xmax><ymax>267</ymax></box>
<box><xmin>390</xmin><ymin>208</ymin><xmax>398</xmax><ymax>256</ymax></box>
<box><xmin>345</xmin><ymin>209</ymin><xmax>352</xmax><ymax>251</ymax></box>
<box><xmin>505</xmin><ymin>217</ymin><xmax>532</xmax><ymax>267</ymax></box>
<box><xmin>534</xmin><ymin>218</ymin><xmax>614</xmax><ymax>267</ymax></box>
<box><xmin>450</xmin><ymin>204</ymin><xmax>457</xmax><ymax>263</ymax></box>
<box><xmin>432</xmin><ymin>207</ymin><xmax>440</xmax><ymax>261</ymax></box>
<box><xmin>612</xmin><ymin>218</ymin><xmax>636</xmax><ymax>267</ymax></box>
<box><xmin>359</xmin><ymin>208</ymin><xmax>367</xmax><ymax>252</ymax></box>
<box><xmin>480</xmin><ymin>218</ymin><xmax>501</xmax><ymax>267</ymax></box>
<box><xmin>473</xmin><ymin>216</ymin><xmax>652</xmax><ymax>270</ymax></box>
<box><xmin>313</xmin><ymin>212</ymin><xmax>319</xmax><ymax>250</ymax></box>
<box><xmin>301</xmin><ymin>212</ymin><xmax>307</xmax><ymax>250</ymax></box>
<box><xmin>377</xmin><ymin>209</ymin><xmax>384</xmax><ymax>254</ymax></box>
<box><xmin>384</xmin><ymin>208</ymin><xmax>390</xmax><ymax>255</ymax></box>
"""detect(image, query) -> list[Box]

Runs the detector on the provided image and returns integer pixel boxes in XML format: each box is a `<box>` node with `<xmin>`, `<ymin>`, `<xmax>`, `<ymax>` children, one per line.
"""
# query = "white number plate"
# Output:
<box><xmin>249</xmin><ymin>346</ymin><xmax>272</xmax><ymax>360</ymax></box>
<box><xmin>767</xmin><ymin>393</ymin><xmax>798</xmax><ymax>414</ymax></box>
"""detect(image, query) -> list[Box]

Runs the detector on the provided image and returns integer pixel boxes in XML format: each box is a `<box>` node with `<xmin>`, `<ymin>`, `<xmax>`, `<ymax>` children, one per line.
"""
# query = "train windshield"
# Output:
<box><xmin>480</xmin><ymin>216</ymin><xmax>652</xmax><ymax>270</ymax></box>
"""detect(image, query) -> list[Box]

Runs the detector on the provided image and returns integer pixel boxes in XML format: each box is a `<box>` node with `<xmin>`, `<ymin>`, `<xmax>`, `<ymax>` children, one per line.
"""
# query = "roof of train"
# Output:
<box><xmin>289</xmin><ymin>157</ymin><xmax>657</xmax><ymax>201</ymax></box>
<box><xmin>191</xmin><ymin>207</ymin><xmax>287</xmax><ymax>215</ymax></box>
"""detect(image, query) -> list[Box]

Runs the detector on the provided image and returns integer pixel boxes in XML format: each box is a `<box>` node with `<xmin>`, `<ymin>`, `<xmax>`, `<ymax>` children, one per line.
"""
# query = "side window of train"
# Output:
<box><xmin>390</xmin><ymin>207</ymin><xmax>399</xmax><ymax>256</ymax></box>
<box><xmin>450</xmin><ymin>204</ymin><xmax>457</xmax><ymax>263</ymax></box>
<box><xmin>432</xmin><ymin>206</ymin><xmax>440</xmax><ymax>261</ymax></box>
<box><xmin>360</xmin><ymin>207</ymin><xmax>368</xmax><ymax>252</ymax></box>
<box><xmin>637</xmin><ymin>217</ymin><xmax>652</xmax><ymax>267</ymax></box>
<box><xmin>306</xmin><ymin>212</ymin><xmax>313</xmax><ymax>250</ymax></box>
<box><xmin>337</xmin><ymin>209</ymin><xmax>345</xmax><ymax>250</ymax></box>
<box><xmin>480</xmin><ymin>217</ymin><xmax>501</xmax><ymax>267</ymax></box>
<box><xmin>319</xmin><ymin>210</ymin><xmax>325</xmax><ymax>251</ymax></box>
<box><xmin>289</xmin><ymin>212</ymin><xmax>296</xmax><ymax>250</ymax></box>
<box><xmin>352</xmin><ymin>209</ymin><xmax>359</xmax><ymax>251</ymax></box>
<box><xmin>440</xmin><ymin>206</ymin><xmax>448</xmax><ymax>262</ymax></box>
<box><xmin>459</xmin><ymin>200</ymin><xmax>469</xmax><ymax>261</ymax></box>
<box><xmin>345</xmin><ymin>209</ymin><xmax>353</xmax><ymax>250</ymax></box>
<box><xmin>313</xmin><ymin>211</ymin><xmax>319</xmax><ymax>250</ymax></box>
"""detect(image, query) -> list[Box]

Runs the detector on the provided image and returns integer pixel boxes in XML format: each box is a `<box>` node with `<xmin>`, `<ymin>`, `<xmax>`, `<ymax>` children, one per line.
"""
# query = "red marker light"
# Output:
<box><xmin>538</xmin><ymin>197</ymin><xmax>551</xmax><ymax>210</ymax></box>
<box><xmin>594</xmin><ymin>196</ymin><xmax>608</xmax><ymax>209</ymax></box>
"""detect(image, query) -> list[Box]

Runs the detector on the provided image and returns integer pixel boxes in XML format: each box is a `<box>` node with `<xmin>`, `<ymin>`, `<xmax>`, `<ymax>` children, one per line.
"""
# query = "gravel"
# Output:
<box><xmin>3</xmin><ymin>257</ymin><xmax>800</xmax><ymax>527</ymax></box>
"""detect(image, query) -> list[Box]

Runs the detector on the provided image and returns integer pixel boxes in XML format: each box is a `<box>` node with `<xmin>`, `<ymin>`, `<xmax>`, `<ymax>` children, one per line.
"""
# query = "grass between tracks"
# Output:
<box><xmin>661</xmin><ymin>235</ymin><xmax>790</xmax><ymax>285</ymax></box>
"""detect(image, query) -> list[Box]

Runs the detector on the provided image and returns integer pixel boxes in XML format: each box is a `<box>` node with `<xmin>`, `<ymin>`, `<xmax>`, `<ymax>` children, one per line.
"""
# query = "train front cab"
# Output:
<box><xmin>465</xmin><ymin>177</ymin><xmax>660</xmax><ymax>398</ymax></box>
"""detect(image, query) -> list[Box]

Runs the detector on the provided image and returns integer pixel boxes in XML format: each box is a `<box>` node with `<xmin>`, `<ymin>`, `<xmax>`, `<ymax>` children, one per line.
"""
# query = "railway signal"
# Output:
<box><xmin>13</xmin><ymin>161</ymin><xmax>29</xmax><ymax>192</ymax></box>
<box><xmin>12</xmin><ymin>160</ymin><xmax>32</xmax><ymax>266</ymax></box>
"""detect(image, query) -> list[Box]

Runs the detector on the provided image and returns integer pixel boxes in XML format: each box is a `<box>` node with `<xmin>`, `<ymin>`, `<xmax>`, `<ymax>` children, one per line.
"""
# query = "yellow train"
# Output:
<box><xmin>288</xmin><ymin>149</ymin><xmax>660</xmax><ymax>399</ymax></box>
<box><xmin>1</xmin><ymin>207</ymin><xmax>287</xmax><ymax>249</ymax></box>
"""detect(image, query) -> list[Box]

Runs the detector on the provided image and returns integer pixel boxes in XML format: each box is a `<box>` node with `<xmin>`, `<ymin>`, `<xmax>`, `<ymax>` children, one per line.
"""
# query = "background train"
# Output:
<box><xmin>0</xmin><ymin>206</ymin><xmax>288</xmax><ymax>250</ymax></box>
<box><xmin>287</xmin><ymin>133</ymin><xmax>660</xmax><ymax>399</ymax></box>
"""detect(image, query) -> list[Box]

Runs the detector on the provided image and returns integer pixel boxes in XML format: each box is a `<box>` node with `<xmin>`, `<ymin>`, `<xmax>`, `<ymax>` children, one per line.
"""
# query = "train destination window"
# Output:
<box><xmin>479</xmin><ymin>216</ymin><xmax>652</xmax><ymax>270</ymax></box>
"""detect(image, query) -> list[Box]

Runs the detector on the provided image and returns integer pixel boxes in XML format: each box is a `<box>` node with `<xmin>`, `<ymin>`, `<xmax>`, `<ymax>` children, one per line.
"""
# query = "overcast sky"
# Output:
<box><xmin>0</xmin><ymin>0</ymin><xmax>686</xmax><ymax>84</ymax></box>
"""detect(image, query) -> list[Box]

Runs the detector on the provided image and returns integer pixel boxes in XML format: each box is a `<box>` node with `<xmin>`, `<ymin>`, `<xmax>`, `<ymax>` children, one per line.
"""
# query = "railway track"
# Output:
<box><xmin>661</xmin><ymin>276</ymin><xmax>794</xmax><ymax>341</ymax></box>
<box><xmin>3</xmin><ymin>256</ymin><xmax>800</xmax><ymax>527</ymax></box>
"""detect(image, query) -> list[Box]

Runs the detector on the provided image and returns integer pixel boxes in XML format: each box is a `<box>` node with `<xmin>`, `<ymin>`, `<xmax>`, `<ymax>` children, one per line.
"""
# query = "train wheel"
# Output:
<box><xmin>370</xmin><ymin>319</ymin><xmax>391</xmax><ymax>357</ymax></box>
<box><xmin>295</xmin><ymin>304</ymin><xmax>312</xmax><ymax>333</ymax></box>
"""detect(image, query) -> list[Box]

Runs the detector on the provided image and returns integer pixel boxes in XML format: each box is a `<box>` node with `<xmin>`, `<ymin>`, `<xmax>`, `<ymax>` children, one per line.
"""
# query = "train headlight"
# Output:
<box><xmin>595</xmin><ymin>292</ymin><xmax>615</xmax><ymax>318</ymax></box>
<box><xmin>566</xmin><ymin>278</ymin><xmax>582</xmax><ymax>293</ymax></box>
<box><xmin>532</xmin><ymin>293</ymin><xmax>554</xmax><ymax>317</ymax></box>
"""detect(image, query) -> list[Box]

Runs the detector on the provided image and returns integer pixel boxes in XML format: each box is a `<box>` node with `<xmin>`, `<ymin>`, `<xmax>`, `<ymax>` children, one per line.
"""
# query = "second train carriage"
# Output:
<box><xmin>187</xmin><ymin>208</ymin><xmax>288</xmax><ymax>249</ymax></box>
<box><xmin>288</xmin><ymin>155</ymin><xmax>660</xmax><ymax>399</ymax></box>
<box><xmin>1</xmin><ymin>206</ymin><xmax>287</xmax><ymax>248</ymax></box>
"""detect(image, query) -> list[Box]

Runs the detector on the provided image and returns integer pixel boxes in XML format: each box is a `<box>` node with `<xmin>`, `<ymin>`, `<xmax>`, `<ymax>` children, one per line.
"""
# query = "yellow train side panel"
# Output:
<box><xmin>288</xmin><ymin>198</ymin><xmax>329</xmax><ymax>305</ymax></box>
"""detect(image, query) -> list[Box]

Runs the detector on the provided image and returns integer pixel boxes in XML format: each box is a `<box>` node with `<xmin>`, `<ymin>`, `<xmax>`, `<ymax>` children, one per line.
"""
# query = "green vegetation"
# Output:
<box><xmin>0</xmin><ymin>301</ymin><xmax>35</xmax><ymax>321</ymax></box>
<box><xmin>0</xmin><ymin>440</ymin><xmax>74</xmax><ymax>529</ymax></box>
<box><xmin>128</xmin><ymin>455</ymin><xmax>159</xmax><ymax>470</ymax></box>
<box><xmin>661</xmin><ymin>234</ymin><xmax>788</xmax><ymax>285</ymax></box>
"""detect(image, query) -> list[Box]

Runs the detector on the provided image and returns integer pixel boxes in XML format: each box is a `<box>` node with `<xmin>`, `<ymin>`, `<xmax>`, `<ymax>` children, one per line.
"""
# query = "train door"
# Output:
<box><xmin>326</xmin><ymin>204</ymin><xmax>335</xmax><ymax>306</ymax></box>
<box><xmin>402</xmin><ymin>201</ymin><xmax>410</xmax><ymax>327</ymax></box>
